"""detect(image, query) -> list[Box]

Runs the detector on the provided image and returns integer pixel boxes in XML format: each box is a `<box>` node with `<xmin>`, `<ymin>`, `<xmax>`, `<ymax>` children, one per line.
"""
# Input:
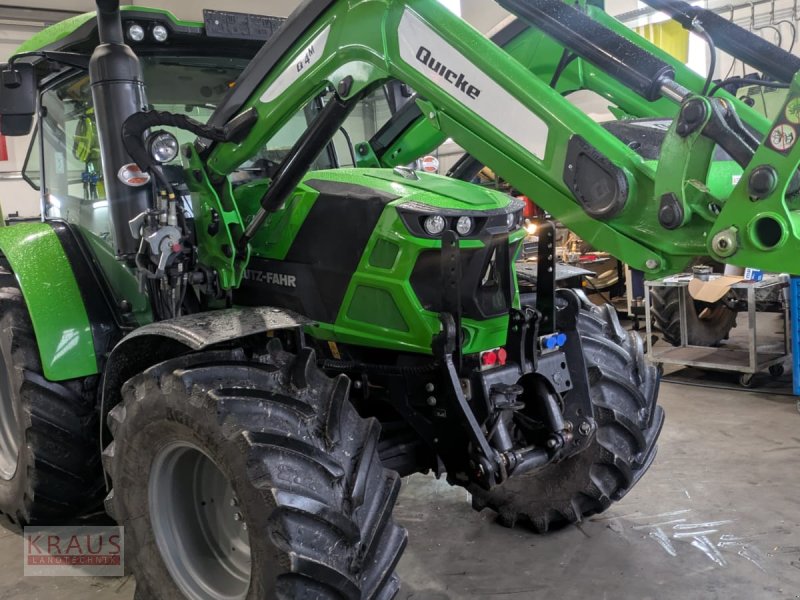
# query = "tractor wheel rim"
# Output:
<box><xmin>0</xmin><ymin>350</ymin><xmax>19</xmax><ymax>480</ymax></box>
<box><xmin>149</xmin><ymin>441</ymin><xmax>251</xmax><ymax>600</ymax></box>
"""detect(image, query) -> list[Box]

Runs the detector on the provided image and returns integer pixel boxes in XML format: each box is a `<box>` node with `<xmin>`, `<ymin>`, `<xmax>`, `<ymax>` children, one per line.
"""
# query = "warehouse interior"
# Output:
<box><xmin>0</xmin><ymin>0</ymin><xmax>798</xmax><ymax>599</ymax></box>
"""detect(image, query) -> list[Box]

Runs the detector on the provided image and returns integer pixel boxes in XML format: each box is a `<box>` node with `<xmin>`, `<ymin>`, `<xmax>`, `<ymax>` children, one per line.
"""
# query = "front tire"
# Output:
<box><xmin>471</xmin><ymin>292</ymin><xmax>664</xmax><ymax>532</ymax></box>
<box><xmin>0</xmin><ymin>257</ymin><xmax>102</xmax><ymax>526</ymax></box>
<box><xmin>104</xmin><ymin>341</ymin><xmax>406</xmax><ymax>600</ymax></box>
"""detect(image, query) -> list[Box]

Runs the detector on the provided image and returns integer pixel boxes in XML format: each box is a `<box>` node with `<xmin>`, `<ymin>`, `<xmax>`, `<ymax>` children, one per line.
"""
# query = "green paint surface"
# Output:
<box><xmin>0</xmin><ymin>224</ymin><xmax>97</xmax><ymax>380</ymax></box>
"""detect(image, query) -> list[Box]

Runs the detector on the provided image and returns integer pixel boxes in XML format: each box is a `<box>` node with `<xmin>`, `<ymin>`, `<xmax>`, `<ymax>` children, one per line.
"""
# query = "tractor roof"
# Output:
<box><xmin>15</xmin><ymin>5</ymin><xmax>271</xmax><ymax>59</ymax></box>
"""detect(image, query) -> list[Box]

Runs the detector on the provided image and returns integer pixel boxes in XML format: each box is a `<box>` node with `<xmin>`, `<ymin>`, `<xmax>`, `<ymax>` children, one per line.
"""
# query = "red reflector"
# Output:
<box><xmin>480</xmin><ymin>351</ymin><xmax>498</xmax><ymax>367</ymax></box>
<box><xmin>497</xmin><ymin>347</ymin><xmax>507</xmax><ymax>365</ymax></box>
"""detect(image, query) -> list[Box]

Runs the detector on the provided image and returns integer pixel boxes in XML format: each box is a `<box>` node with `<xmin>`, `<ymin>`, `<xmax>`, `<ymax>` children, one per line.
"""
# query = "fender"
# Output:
<box><xmin>0</xmin><ymin>221</ymin><xmax>119</xmax><ymax>381</ymax></box>
<box><xmin>100</xmin><ymin>306</ymin><xmax>312</xmax><ymax>414</ymax></box>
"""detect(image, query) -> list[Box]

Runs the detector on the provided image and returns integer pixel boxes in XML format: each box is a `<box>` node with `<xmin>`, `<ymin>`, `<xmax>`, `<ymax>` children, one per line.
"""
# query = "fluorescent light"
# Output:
<box><xmin>92</xmin><ymin>200</ymin><xmax>109</xmax><ymax>209</ymax></box>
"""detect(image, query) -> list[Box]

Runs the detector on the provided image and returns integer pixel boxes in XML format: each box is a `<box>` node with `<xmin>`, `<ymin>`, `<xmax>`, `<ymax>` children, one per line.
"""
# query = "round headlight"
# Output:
<box><xmin>148</xmin><ymin>131</ymin><xmax>179</xmax><ymax>164</ymax></box>
<box><xmin>423</xmin><ymin>215</ymin><xmax>446</xmax><ymax>236</ymax></box>
<box><xmin>127</xmin><ymin>23</ymin><xmax>145</xmax><ymax>42</ymax></box>
<box><xmin>506</xmin><ymin>212</ymin><xmax>516</xmax><ymax>230</ymax></box>
<box><xmin>456</xmin><ymin>216</ymin><xmax>473</xmax><ymax>236</ymax></box>
<box><xmin>152</xmin><ymin>24</ymin><xmax>169</xmax><ymax>42</ymax></box>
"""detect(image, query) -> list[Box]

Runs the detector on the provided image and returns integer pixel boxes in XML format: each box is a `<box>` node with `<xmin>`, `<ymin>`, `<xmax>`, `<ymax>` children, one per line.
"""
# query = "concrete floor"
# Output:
<box><xmin>0</xmin><ymin>381</ymin><xmax>798</xmax><ymax>599</ymax></box>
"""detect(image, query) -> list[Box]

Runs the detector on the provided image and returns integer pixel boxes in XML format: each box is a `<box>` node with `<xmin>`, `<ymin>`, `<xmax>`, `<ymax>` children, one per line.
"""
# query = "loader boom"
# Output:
<box><xmin>199</xmin><ymin>0</ymin><xmax>800</xmax><ymax>278</ymax></box>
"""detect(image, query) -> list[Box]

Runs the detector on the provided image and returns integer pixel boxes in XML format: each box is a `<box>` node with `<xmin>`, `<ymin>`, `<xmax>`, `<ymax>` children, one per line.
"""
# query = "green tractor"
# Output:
<box><xmin>0</xmin><ymin>0</ymin><xmax>798</xmax><ymax>596</ymax></box>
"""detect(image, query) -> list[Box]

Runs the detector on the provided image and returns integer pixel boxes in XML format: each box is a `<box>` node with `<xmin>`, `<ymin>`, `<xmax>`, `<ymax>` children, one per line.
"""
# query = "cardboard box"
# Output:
<box><xmin>687</xmin><ymin>275</ymin><xmax>744</xmax><ymax>303</ymax></box>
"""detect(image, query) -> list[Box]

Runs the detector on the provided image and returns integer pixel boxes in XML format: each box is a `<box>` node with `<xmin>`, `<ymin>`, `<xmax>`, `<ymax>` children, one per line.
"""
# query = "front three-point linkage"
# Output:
<box><xmin>434</xmin><ymin>222</ymin><xmax>596</xmax><ymax>490</ymax></box>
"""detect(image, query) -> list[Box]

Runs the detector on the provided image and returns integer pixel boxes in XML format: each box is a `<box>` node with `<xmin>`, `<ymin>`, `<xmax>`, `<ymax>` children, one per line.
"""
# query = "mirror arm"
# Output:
<box><xmin>10</xmin><ymin>51</ymin><xmax>90</xmax><ymax>71</ymax></box>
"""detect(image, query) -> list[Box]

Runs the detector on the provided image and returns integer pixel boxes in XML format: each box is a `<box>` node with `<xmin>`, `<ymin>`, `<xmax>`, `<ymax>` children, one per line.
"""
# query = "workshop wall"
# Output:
<box><xmin>0</xmin><ymin>21</ymin><xmax>44</xmax><ymax>219</ymax></box>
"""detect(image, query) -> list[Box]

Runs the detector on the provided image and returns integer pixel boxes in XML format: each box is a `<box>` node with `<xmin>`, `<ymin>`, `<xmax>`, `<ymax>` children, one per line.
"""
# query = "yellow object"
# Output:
<box><xmin>635</xmin><ymin>20</ymin><xmax>689</xmax><ymax>63</ymax></box>
<box><xmin>73</xmin><ymin>110</ymin><xmax>100</xmax><ymax>163</ymax></box>
<box><xmin>328</xmin><ymin>341</ymin><xmax>342</xmax><ymax>359</ymax></box>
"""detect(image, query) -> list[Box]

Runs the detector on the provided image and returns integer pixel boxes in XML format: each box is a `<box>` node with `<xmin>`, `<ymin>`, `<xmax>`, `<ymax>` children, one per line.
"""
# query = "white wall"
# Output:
<box><xmin>460</xmin><ymin>0</ymin><xmax>509</xmax><ymax>33</ymax></box>
<box><xmin>0</xmin><ymin>22</ymin><xmax>44</xmax><ymax>218</ymax></box>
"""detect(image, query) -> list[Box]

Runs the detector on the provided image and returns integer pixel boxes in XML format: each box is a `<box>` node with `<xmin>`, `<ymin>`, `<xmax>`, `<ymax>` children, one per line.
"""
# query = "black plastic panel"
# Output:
<box><xmin>235</xmin><ymin>179</ymin><xmax>397</xmax><ymax>323</ymax></box>
<box><xmin>563</xmin><ymin>135</ymin><xmax>629</xmax><ymax>220</ymax></box>
<box><xmin>203</xmin><ymin>10</ymin><xmax>285</xmax><ymax>41</ymax></box>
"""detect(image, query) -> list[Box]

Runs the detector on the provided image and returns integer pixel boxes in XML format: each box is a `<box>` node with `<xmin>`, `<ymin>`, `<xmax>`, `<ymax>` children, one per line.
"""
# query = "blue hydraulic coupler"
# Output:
<box><xmin>539</xmin><ymin>332</ymin><xmax>567</xmax><ymax>353</ymax></box>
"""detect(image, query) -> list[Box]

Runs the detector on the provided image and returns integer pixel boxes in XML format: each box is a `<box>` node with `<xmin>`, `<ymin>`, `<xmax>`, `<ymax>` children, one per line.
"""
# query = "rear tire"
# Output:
<box><xmin>0</xmin><ymin>257</ymin><xmax>102</xmax><ymax>526</ymax></box>
<box><xmin>104</xmin><ymin>341</ymin><xmax>406</xmax><ymax>600</ymax></box>
<box><xmin>470</xmin><ymin>292</ymin><xmax>664</xmax><ymax>532</ymax></box>
<box><xmin>650</xmin><ymin>286</ymin><xmax>737</xmax><ymax>347</ymax></box>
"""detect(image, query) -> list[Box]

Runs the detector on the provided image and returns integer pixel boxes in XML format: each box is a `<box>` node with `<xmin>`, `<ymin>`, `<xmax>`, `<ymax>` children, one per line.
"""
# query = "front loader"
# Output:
<box><xmin>371</xmin><ymin>0</ymin><xmax>795</xmax><ymax>347</ymax></box>
<box><xmin>0</xmin><ymin>0</ymin><xmax>798</xmax><ymax>597</ymax></box>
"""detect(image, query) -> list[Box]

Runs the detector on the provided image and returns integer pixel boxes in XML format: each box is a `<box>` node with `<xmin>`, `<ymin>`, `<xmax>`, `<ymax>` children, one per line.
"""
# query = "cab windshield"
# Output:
<box><xmin>22</xmin><ymin>54</ymin><xmax>398</xmax><ymax>245</ymax></box>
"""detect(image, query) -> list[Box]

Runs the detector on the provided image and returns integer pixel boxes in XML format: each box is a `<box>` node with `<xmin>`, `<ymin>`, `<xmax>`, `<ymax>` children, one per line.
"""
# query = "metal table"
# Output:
<box><xmin>645</xmin><ymin>274</ymin><xmax>790</xmax><ymax>387</ymax></box>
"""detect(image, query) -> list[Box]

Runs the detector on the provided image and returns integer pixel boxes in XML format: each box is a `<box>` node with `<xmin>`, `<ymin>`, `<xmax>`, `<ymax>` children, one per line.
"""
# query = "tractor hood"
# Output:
<box><xmin>303</xmin><ymin>168</ymin><xmax>517</xmax><ymax>213</ymax></box>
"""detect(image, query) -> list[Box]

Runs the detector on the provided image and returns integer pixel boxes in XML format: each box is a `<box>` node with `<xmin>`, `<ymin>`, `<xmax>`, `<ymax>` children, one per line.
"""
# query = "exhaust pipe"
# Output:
<box><xmin>90</xmin><ymin>0</ymin><xmax>150</xmax><ymax>260</ymax></box>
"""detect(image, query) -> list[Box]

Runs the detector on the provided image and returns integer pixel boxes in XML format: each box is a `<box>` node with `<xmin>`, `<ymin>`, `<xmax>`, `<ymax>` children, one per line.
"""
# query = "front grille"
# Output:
<box><xmin>410</xmin><ymin>237</ymin><xmax>516</xmax><ymax>320</ymax></box>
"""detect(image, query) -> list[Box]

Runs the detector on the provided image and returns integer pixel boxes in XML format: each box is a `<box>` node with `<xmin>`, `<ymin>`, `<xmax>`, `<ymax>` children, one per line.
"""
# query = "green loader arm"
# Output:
<box><xmin>372</xmin><ymin>7</ymin><xmax>772</xmax><ymax>176</ymax></box>
<box><xmin>195</xmin><ymin>0</ymin><xmax>798</xmax><ymax>278</ymax></box>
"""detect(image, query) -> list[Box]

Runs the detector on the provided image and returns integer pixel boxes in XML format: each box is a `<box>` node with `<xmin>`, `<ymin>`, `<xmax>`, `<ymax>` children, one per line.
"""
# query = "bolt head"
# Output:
<box><xmin>233</xmin><ymin>512</ymin><xmax>243</xmax><ymax>521</ymax></box>
<box><xmin>426</xmin><ymin>396</ymin><xmax>437</xmax><ymax>406</ymax></box>
<box><xmin>712</xmin><ymin>228</ymin><xmax>738</xmax><ymax>258</ymax></box>
<box><xmin>748</xmin><ymin>165</ymin><xmax>778</xmax><ymax>200</ymax></box>
<box><xmin>645</xmin><ymin>259</ymin><xmax>660</xmax><ymax>270</ymax></box>
<box><xmin>546</xmin><ymin>438</ymin><xmax>558</xmax><ymax>449</ymax></box>
<box><xmin>682</xmin><ymin>99</ymin><xmax>706</xmax><ymax>124</ymax></box>
<box><xmin>579</xmin><ymin>422</ymin><xmax>591</xmax><ymax>435</ymax></box>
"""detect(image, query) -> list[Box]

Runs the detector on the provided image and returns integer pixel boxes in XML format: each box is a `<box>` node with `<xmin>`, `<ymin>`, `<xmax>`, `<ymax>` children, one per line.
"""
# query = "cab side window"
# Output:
<box><xmin>38</xmin><ymin>74</ymin><xmax>114</xmax><ymax>243</ymax></box>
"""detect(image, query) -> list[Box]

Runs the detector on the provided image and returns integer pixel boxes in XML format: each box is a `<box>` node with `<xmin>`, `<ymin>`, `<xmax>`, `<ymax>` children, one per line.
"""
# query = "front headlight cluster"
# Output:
<box><xmin>423</xmin><ymin>215</ymin><xmax>475</xmax><ymax>236</ymax></box>
<box><xmin>398</xmin><ymin>199</ymin><xmax>525</xmax><ymax>240</ymax></box>
<box><xmin>419</xmin><ymin>211</ymin><xmax>522</xmax><ymax>238</ymax></box>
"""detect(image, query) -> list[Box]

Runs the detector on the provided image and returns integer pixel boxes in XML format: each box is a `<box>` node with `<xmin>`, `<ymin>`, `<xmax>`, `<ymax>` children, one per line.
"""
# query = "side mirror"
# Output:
<box><xmin>0</xmin><ymin>63</ymin><xmax>36</xmax><ymax>136</ymax></box>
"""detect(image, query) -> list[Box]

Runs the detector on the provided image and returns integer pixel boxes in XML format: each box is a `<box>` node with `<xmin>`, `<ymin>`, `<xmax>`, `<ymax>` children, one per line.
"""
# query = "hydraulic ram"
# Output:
<box><xmin>641</xmin><ymin>0</ymin><xmax>800</xmax><ymax>84</ymax></box>
<box><xmin>496</xmin><ymin>0</ymin><xmax>677</xmax><ymax>101</ymax></box>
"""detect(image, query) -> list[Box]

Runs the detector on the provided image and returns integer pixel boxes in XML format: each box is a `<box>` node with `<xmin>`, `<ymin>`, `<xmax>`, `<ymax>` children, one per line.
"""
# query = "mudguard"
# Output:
<box><xmin>0</xmin><ymin>222</ymin><xmax>104</xmax><ymax>381</ymax></box>
<box><xmin>100</xmin><ymin>306</ymin><xmax>312</xmax><ymax>413</ymax></box>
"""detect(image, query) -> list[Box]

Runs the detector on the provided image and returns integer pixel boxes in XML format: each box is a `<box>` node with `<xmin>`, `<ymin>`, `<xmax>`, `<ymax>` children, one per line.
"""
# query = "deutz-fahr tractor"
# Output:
<box><xmin>0</xmin><ymin>0</ymin><xmax>797</xmax><ymax>597</ymax></box>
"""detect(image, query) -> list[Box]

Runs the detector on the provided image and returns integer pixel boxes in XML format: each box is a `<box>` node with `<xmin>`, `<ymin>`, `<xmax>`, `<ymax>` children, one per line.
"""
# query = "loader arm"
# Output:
<box><xmin>201</xmin><ymin>0</ymin><xmax>800</xmax><ymax>277</ymax></box>
<box><xmin>370</xmin><ymin>6</ymin><xmax>774</xmax><ymax>175</ymax></box>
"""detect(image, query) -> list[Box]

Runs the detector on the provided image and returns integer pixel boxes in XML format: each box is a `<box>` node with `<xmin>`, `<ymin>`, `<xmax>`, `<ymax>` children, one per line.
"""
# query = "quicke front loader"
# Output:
<box><xmin>0</xmin><ymin>0</ymin><xmax>797</xmax><ymax>597</ymax></box>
